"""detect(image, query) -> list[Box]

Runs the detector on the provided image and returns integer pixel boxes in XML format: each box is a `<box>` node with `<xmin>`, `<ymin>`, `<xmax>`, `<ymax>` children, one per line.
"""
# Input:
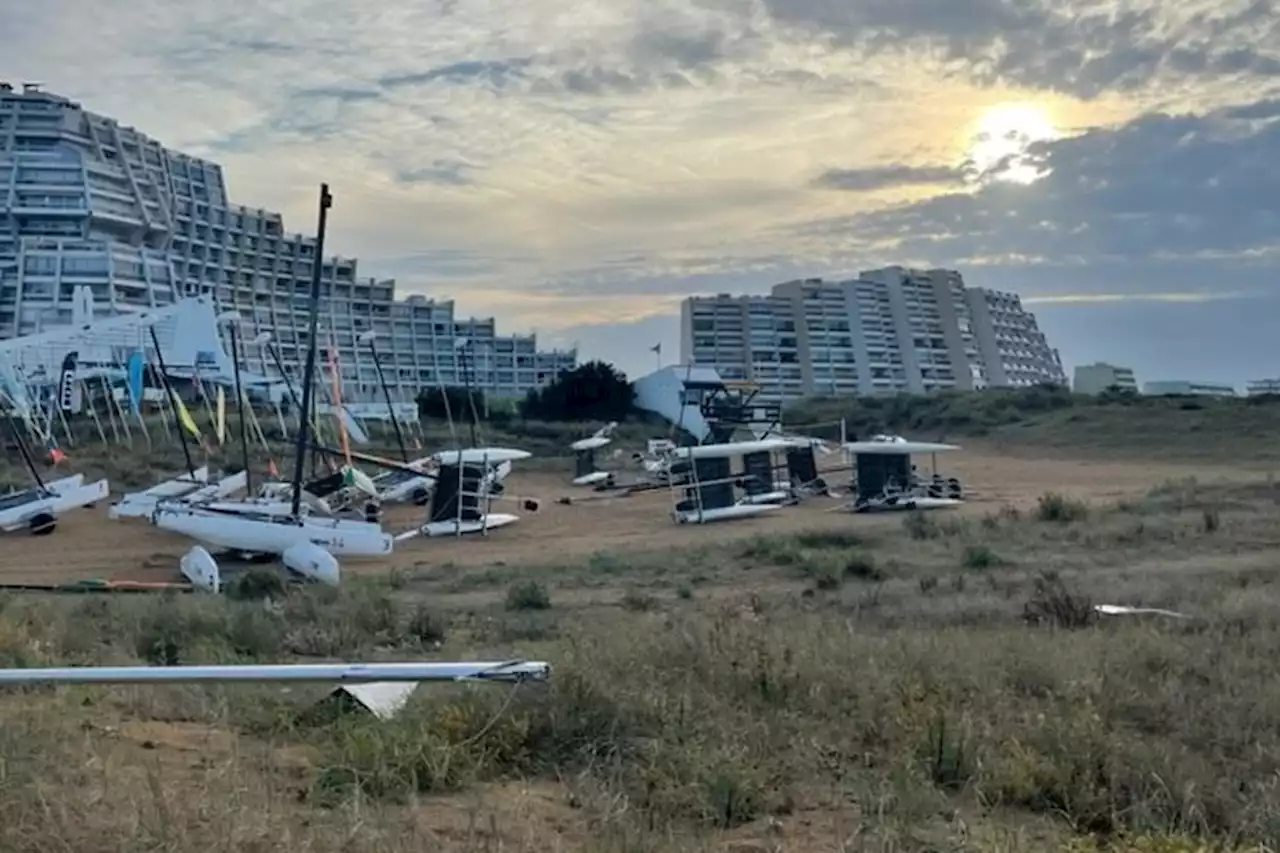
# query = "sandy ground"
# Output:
<box><xmin>0</xmin><ymin>445</ymin><xmax>1256</xmax><ymax>587</ymax></box>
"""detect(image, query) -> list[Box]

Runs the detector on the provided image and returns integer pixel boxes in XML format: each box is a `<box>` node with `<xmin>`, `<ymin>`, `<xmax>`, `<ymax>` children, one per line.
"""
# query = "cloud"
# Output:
<box><xmin>1022</xmin><ymin>291</ymin><xmax>1253</xmax><ymax>305</ymax></box>
<box><xmin>379</xmin><ymin>59</ymin><xmax>532</xmax><ymax>90</ymax></box>
<box><xmin>3</xmin><ymin>0</ymin><xmax>1280</xmax><ymax>387</ymax></box>
<box><xmin>813</xmin><ymin>164</ymin><xmax>964</xmax><ymax>191</ymax></box>
<box><xmin>798</xmin><ymin>100</ymin><xmax>1280</xmax><ymax>271</ymax></box>
<box><xmin>756</xmin><ymin>0</ymin><xmax>1280</xmax><ymax>99</ymax></box>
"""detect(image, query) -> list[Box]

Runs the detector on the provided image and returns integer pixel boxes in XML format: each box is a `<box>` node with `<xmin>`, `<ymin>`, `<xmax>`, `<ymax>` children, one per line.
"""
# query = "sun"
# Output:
<box><xmin>964</xmin><ymin>102</ymin><xmax>1059</xmax><ymax>185</ymax></box>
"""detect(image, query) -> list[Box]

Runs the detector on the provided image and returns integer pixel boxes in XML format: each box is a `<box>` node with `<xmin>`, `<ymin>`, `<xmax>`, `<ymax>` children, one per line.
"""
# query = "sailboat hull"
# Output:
<box><xmin>418</xmin><ymin>512</ymin><xmax>519</xmax><ymax>538</ymax></box>
<box><xmin>109</xmin><ymin>466</ymin><xmax>211</xmax><ymax>519</ymax></box>
<box><xmin>154</xmin><ymin>508</ymin><xmax>393</xmax><ymax>556</ymax></box>
<box><xmin>672</xmin><ymin>504</ymin><xmax>780</xmax><ymax>524</ymax></box>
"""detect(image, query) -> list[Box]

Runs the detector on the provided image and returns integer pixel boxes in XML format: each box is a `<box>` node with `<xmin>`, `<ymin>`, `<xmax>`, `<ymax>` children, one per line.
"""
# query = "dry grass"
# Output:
<box><xmin>1</xmin><ymin>472</ymin><xmax>1280</xmax><ymax>851</ymax></box>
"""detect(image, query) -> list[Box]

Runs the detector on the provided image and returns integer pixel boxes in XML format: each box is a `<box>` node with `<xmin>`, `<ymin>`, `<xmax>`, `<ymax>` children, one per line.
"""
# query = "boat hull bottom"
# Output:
<box><xmin>420</xmin><ymin>513</ymin><xmax>520</xmax><ymax>537</ymax></box>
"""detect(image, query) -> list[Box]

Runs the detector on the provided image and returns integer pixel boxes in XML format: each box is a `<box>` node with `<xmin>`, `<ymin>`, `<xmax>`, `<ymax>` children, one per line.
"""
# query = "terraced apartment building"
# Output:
<box><xmin>0</xmin><ymin>83</ymin><xmax>575</xmax><ymax>401</ymax></box>
<box><xmin>680</xmin><ymin>267</ymin><xmax>1065</xmax><ymax>404</ymax></box>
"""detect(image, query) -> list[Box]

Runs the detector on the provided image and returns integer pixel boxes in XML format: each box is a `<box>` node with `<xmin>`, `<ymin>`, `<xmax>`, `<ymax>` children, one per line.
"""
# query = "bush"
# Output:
<box><xmin>962</xmin><ymin>544</ymin><xmax>1002</xmax><ymax>569</ymax></box>
<box><xmin>506</xmin><ymin>580</ymin><xmax>551</xmax><ymax>611</ymax></box>
<box><xmin>518</xmin><ymin>361</ymin><xmax>632</xmax><ymax>422</ymax></box>
<box><xmin>1036</xmin><ymin>492</ymin><xmax>1089</xmax><ymax>522</ymax></box>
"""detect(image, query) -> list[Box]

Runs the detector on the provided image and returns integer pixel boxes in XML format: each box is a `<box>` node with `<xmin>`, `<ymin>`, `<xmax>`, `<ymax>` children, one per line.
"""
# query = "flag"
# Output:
<box><xmin>215</xmin><ymin>386</ymin><xmax>226</xmax><ymax>444</ymax></box>
<box><xmin>48</xmin><ymin>446</ymin><xmax>66</xmax><ymax>465</ymax></box>
<box><xmin>650</xmin><ymin>343</ymin><xmax>661</xmax><ymax>354</ymax></box>
<box><xmin>126</xmin><ymin>350</ymin><xmax>144</xmax><ymax>414</ymax></box>
<box><xmin>57</xmin><ymin>351</ymin><xmax>79</xmax><ymax>413</ymax></box>
<box><xmin>173</xmin><ymin>394</ymin><xmax>201</xmax><ymax>440</ymax></box>
<box><xmin>267</xmin><ymin>459</ymin><xmax>279</xmax><ymax>478</ymax></box>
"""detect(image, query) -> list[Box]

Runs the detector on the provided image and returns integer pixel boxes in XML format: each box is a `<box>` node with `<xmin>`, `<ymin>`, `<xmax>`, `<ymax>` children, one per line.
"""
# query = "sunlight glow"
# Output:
<box><xmin>965</xmin><ymin>102</ymin><xmax>1059</xmax><ymax>185</ymax></box>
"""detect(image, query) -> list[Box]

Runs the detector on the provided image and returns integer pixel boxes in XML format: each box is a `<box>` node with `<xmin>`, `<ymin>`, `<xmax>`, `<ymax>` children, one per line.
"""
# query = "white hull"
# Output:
<box><xmin>109</xmin><ymin>466</ymin><xmax>211</xmax><ymax>519</ymax></box>
<box><xmin>0</xmin><ymin>475</ymin><xmax>109</xmax><ymax>532</ymax></box>
<box><xmin>184</xmin><ymin>470</ymin><xmax>250</xmax><ymax>504</ymax></box>
<box><xmin>199</xmin><ymin>499</ymin><xmax>297</xmax><ymax>518</ymax></box>
<box><xmin>740</xmin><ymin>489</ymin><xmax>792</xmax><ymax>505</ymax></box>
<box><xmin>572</xmin><ymin>471</ymin><xmax>613</xmax><ymax>487</ymax></box>
<box><xmin>378</xmin><ymin>474</ymin><xmax>434</xmax><ymax>504</ymax></box>
<box><xmin>154</xmin><ymin>507</ymin><xmax>394</xmax><ymax>556</ymax></box>
<box><xmin>398</xmin><ymin>513</ymin><xmax>520</xmax><ymax>540</ymax></box>
<box><xmin>673</xmin><ymin>503</ymin><xmax>780</xmax><ymax>524</ymax></box>
<box><xmin>434</xmin><ymin>447</ymin><xmax>530</xmax><ymax>465</ymax></box>
<box><xmin>672</xmin><ymin>438</ymin><xmax>807</xmax><ymax>461</ymax></box>
<box><xmin>44</xmin><ymin>474</ymin><xmax>85</xmax><ymax>493</ymax></box>
<box><xmin>851</xmin><ymin>496</ymin><xmax>963</xmax><ymax>513</ymax></box>
<box><xmin>50</xmin><ymin>477</ymin><xmax>110</xmax><ymax>514</ymax></box>
<box><xmin>0</xmin><ymin>493</ymin><xmax>58</xmax><ymax>532</ymax></box>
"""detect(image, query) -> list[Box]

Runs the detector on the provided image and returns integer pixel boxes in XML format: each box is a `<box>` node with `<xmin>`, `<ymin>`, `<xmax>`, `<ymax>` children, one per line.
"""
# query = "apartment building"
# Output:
<box><xmin>1247</xmin><ymin>378</ymin><xmax>1280</xmax><ymax>396</ymax></box>
<box><xmin>0</xmin><ymin>83</ymin><xmax>575</xmax><ymax>401</ymax></box>
<box><xmin>680</xmin><ymin>268</ymin><xmax>1064</xmax><ymax>404</ymax></box>
<box><xmin>1143</xmin><ymin>380</ymin><xmax>1237</xmax><ymax>398</ymax></box>
<box><xmin>967</xmin><ymin>287</ymin><xmax>1066</xmax><ymax>387</ymax></box>
<box><xmin>1073</xmin><ymin>362</ymin><xmax>1138</xmax><ymax>395</ymax></box>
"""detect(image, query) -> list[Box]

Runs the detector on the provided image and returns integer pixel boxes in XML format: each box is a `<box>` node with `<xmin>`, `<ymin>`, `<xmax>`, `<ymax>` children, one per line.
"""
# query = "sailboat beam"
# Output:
<box><xmin>290</xmin><ymin>184</ymin><xmax>333</xmax><ymax>519</ymax></box>
<box><xmin>0</xmin><ymin>660</ymin><xmax>550</xmax><ymax>685</ymax></box>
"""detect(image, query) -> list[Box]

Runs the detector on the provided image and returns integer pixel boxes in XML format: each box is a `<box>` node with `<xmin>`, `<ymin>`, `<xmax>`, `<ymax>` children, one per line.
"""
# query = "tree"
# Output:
<box><xmin>519</xmin><ymin>361</ymin><xmax>632</xmax><ymax>421</ymax></box>
<box><xmin>417</xmin><ymin>386</ymin><xmax>485</xmax><ymax>422</ymax></box>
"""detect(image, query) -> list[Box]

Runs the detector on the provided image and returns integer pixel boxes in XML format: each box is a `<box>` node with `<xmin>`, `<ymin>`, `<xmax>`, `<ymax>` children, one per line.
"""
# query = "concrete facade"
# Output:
<box><xmin>1143</xmin><ymin>380</ymin><xmax>1238</xmax><ymax>397</ymax></box>
<box><xmin>679</xmin><ymin>268</ymin><xmax>1064</xmax><ymax>404</ymax></box>
<box><xmin>0</xmin><ymin>84</ymin><xmax>575</xmax><ymax>401</ymax></box>
<box><xmin>1073</xmin><ymin>362</ymin><xmax>1138</xmax><ymax>394</ymax></box>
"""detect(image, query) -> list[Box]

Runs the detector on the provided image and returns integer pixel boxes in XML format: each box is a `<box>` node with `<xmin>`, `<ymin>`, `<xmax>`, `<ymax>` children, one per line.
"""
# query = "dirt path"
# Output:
<box><xmin>0</xmin><ymin>449</ymin><xmax>1254</xmax><ymax>586</ymax></box>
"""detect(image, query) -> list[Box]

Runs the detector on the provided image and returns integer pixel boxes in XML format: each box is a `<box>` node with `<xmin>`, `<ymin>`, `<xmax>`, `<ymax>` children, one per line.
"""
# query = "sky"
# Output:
<box><xmin>3</xmin><ymin>0</ymin><xmax>1279</xmax><ymax>386</ymax></box>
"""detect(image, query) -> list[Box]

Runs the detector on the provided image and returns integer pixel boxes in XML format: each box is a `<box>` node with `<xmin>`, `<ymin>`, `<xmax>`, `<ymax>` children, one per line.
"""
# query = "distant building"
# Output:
<box><xmin>0</xmin><ymin>84</ymin><xmax>575</xmax><ymax>402</ymax></box>
<box><xmin>1073</xmin><ymin>362</ymin><xmax>1138</xmax><ymax>395</ymax></box>
<box><xmin>1246</xmin><ymin>378</ymin><xmax>1280</xmax><ymax>396</ymax></box>
<box><xmin>678</xmin><ymin>267</ymin><xmax>1065</xmax><ymax>405</ymax></box>
<box><xmin>631</xmin><ymin>365</ymin><xmax>727</xmax><ymax>442</ymax></box>
<box><xmin>1143</xmin><ymin>380</ymin><xmax>1237</xmax><ymax>398</ymax></box>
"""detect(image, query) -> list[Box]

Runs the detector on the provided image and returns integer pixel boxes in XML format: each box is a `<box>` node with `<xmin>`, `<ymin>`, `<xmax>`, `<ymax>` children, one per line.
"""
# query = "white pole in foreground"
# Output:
<box><xmin>0</xmin><ymin>660</ymin><xmax>550</xmax><ymax>686</ymax></box>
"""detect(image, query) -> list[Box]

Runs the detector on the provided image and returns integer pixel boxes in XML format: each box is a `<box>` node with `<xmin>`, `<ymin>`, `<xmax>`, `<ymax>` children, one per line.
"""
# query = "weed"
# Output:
<box><xmin>1023</xmin><ymin>573</ymin><xmax>1095</xmax><ymax>629</ymax></box>
<box><xmin>1037</xmin><ymin>492</ymin><xmax>1089</xmax><ymax>522</ymax></box>
<box><xmin>963</xmin><ymin>544</ymin><xmax>1003</xmax><ymax>569</ymax></box>
<box><xmin>620</xmin><ymin>589</ymin><xmax>657</xmax><ymax>611</ymax></box>
<box><xmin>1202</xmin><ymin>507</ymin><xmax>1221</xmax><ymax>533</ymax></box>
<box><xmin>903</xmin><ymin>510</ymin><xmax>940</xmax><ymax>540</ymax></box>
<box><xmin>506</xmin><ymin>580</ymin><xmax>552</xmax><ymax>611</ymax></box>
<box><xmin>843</xmin><ymin>554</ymin><xmax>885</xmax><ymax>581</ymax></box>
<box><xmin>405</xmin><ymin>604</ymin><xmax>446</xmax><ymax>646</ymax></box>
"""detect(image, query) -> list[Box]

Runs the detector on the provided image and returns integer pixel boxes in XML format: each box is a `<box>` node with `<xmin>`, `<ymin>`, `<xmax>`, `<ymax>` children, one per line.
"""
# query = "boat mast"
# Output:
<box><xmin>227</xmin><ymin>318</ymin><xmax>252</xmax><ymax>494</ymax></box>
<box><xmin>289</xmin><ymin>184</ymin><xmax>333</xmax><ymax>519</ymax></box>
<box><xmin>148</xmin><ymin>325</ymin><xmax>196</xmax><ymax>478</ymax></box>
<box><xmin>2</xmin><ymin>409</ymin><xmax>46</xmax><ymax>491</ymax></box>
<box><xmin>362</xmin><ymin>331</ymin><xmax>408</xmax><ymax>461</ymax></box>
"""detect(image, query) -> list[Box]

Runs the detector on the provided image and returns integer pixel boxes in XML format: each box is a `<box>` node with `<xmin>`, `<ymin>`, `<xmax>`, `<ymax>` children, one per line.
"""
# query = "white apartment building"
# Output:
<box><xmin>1073</xmin><ymin>362</ymin><xmax>1138</xmax><ymax>395</ymax></box>
<box><xmin>1143</xmin><ymin>380</ymin><xmax>1237</xmax><ymax>398</ymax></box>
<box><xmin>1246</xmin><ymin>378</ymin><xmax>1280</xmax><ymax>396</ymax></box>
<box><xmin>0</xmin><ymin>83</ymin><xmax>575</xmax><ymax>401</ymax></box>
<box><xmin>967</xmin><ymin>287</ymin><xmax>1065</xmax><ymax>387</ymax></box>
<box><xmin>680</xmin><ymin>268</ymin><xmax>1064</xmax><ymax>404</ymax></box>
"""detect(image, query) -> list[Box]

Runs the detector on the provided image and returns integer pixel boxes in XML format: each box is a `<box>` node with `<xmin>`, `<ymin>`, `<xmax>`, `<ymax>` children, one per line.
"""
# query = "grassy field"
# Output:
<box><xmin>9</xmin><ymin>385</ymin><xmax>1280</xmax><ymax>491</ymax></box>
<box><xmin>2</xmin><ymin>470</ymin><xmax>1280</xmax><ymax>851</ymax></box>
<box><xmin>2</xmin><ymin>392</ymin><xmax>1279</xmax><ymax>850</ymax></box>
<box><xmin>786</xmin><ymin>388</ymin><xmax>1280</xmax><ymax>462</ymax></box>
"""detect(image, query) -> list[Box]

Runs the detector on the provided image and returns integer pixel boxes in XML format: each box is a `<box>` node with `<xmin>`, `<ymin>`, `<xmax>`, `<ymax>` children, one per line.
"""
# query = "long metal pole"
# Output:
<box><xmin>3</xmin><ymin>413</ymin><xmax>45</xmax><ymax>490</ymax></box>
<box><xmin>368</xmin><ymin>338</ymin><xmax>408</xmax><ymax>461</ymax></box>
<box><xmin>149</xmin><ymin>325</ymin><xmax>196</xmax><ymax>477</ymax></box>
<box><xmin>268</xmin><ymin>343</ymin><xmax>303</xmax><ymax>414</ymax></box>
<box><xmin>290</xmin><ymin>184</ymin><xmax>332</xmax><ymax>518</ymax></box>
<box><xmin>460</xmin><ymin>342</ymin><xmax>478</xmax><ymax>447</ymax></box>
<box><xmin>229</xmin><ymin>322</ymin><xmax>251</xmax><ymax>495</ymax></box>
<box><xmin>0</xmin><ymin>660</ymin><xmax>550</xmax><ymax>685</ymax></box>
